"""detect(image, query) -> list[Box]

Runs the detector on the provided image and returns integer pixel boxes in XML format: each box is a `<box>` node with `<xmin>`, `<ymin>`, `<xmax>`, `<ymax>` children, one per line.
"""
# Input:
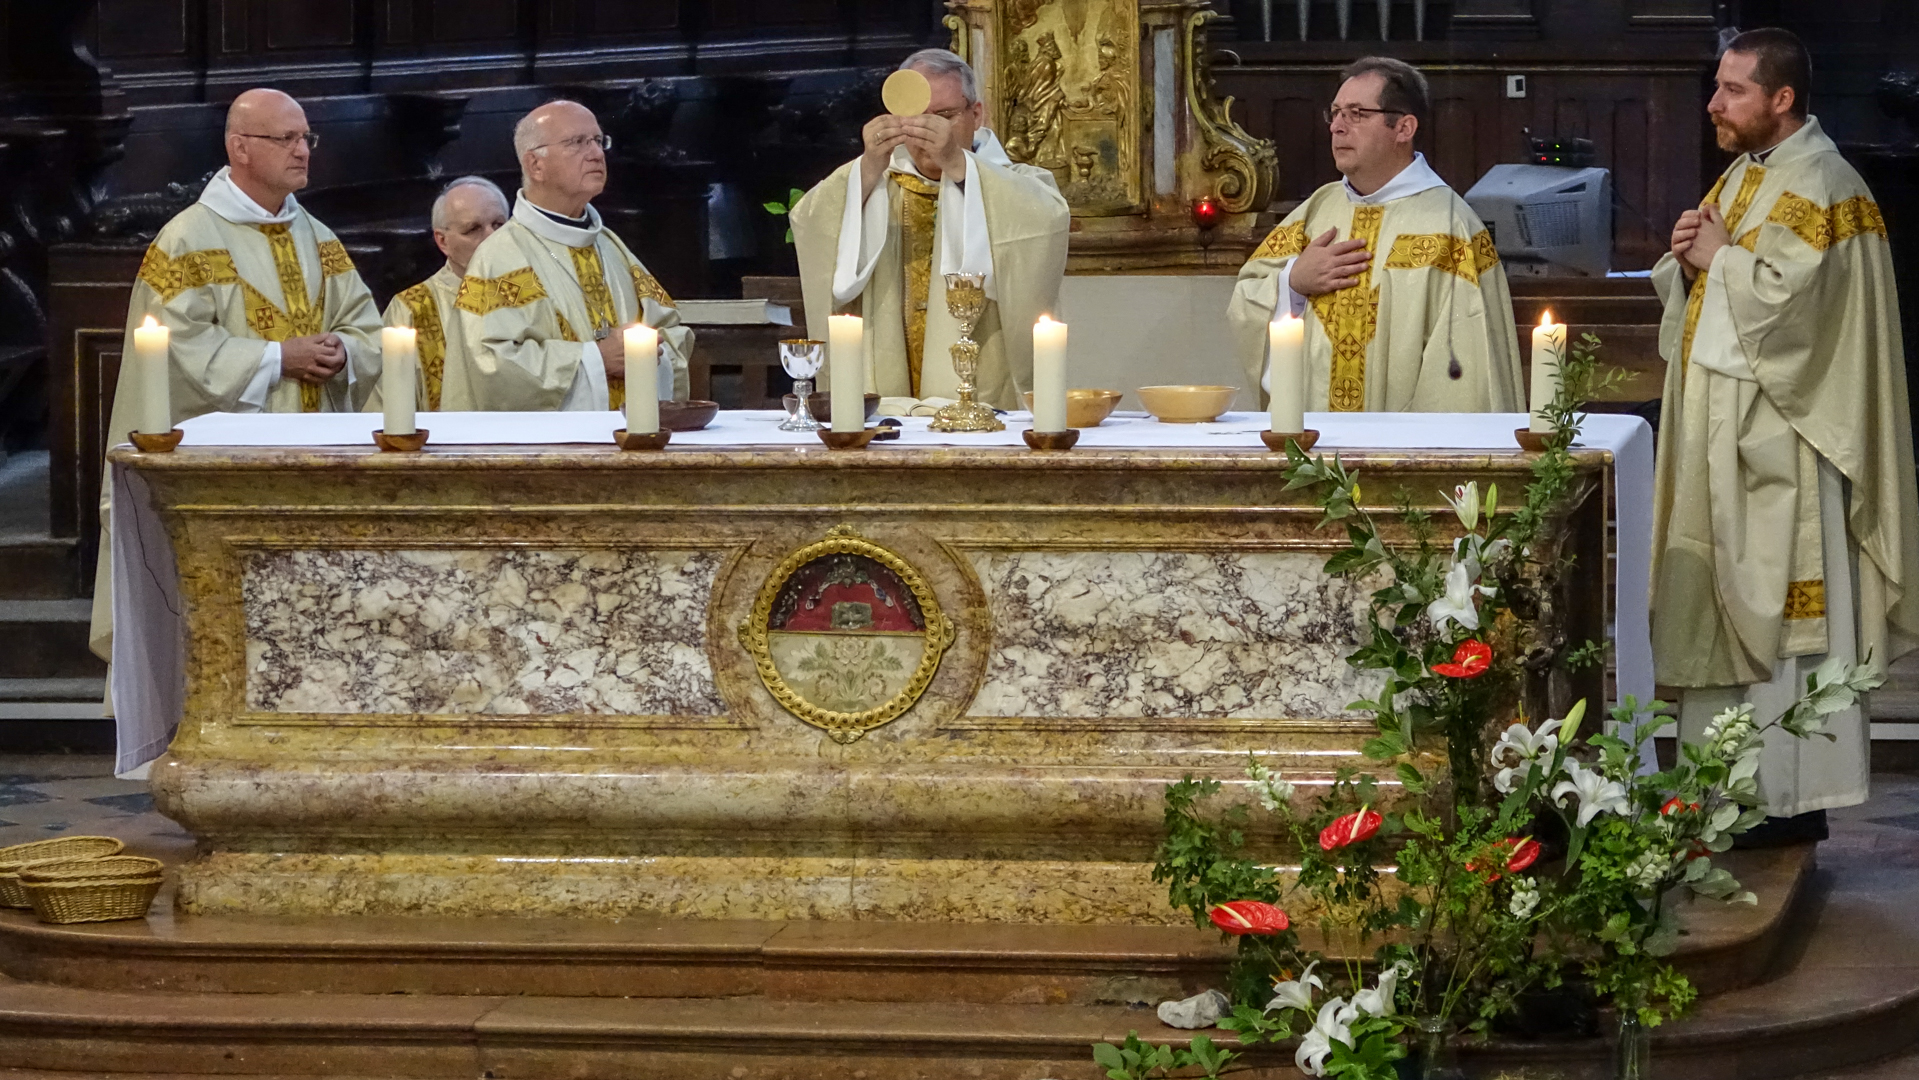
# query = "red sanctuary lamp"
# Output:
<box><xmin>1190</xmin><ymin>196</ymin><xmax>1222</xmax><ymax>231</ymax></box>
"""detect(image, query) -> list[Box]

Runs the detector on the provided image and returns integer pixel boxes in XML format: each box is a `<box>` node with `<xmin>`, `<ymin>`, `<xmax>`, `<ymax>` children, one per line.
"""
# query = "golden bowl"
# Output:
<box><xmin>1022</xmin><ymin>388</ymin><xmax>1123</xmax><ymax>428</ymax></box>
<box><xmin>1136</xmin><ymin>384</ymin><xmax>1238</xmax><ymax>424</ymax></box>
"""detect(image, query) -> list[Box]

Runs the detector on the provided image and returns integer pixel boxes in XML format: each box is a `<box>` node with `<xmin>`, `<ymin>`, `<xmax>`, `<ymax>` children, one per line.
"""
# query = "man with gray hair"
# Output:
<box><xmin>1228</xmin><ymin>56</ymin><xmax>1522</xmax><ymax>413</ymax></box>
<box><xmin>456</xmin><ymin>99</ymin><xmax>690</xmax><ymax>411</ymax></box>
<box><xmin>791</xmin><ymin>48</ymin><xmax>1068</xmax><ymax>410</ymax></box>
<box><xmin>379</xmin><ymin>175</ymin><xmax>509</xmax><ymax>410</ymax></box>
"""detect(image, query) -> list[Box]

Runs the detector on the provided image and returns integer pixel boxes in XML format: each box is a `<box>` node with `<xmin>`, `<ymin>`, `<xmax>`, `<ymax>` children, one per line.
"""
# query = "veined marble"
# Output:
<box><xmin>243</xmin><ymin>548</ymin><xmax>726</xmax><ymax>716</ymax></box>
<box><xmin>965</xmin><ymin>551</ymin><xmax>1381</xmax><ymax>719</ymax></box>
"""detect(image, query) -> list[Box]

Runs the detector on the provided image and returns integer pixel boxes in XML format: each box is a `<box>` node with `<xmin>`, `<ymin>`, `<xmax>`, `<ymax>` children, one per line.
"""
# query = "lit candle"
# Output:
<box><xmin>1529</xmin><ymin>309</ymin><xmax>1566</xmax><ymax>434</ymax></box>
<box><xmin>1267</xmin><ymin>312</ymin><xmax>1305</xmax><ymax>434</ymax></box>
<box><xmin>132</xmin><ymin>315</ymin><xmax>171</xmax><ymax>435</ymax></box>
<box><xmin>380</xmin><ymin>326</ymin><xmax>417</xmax><ymax>436</ymax></box>
<box><xmin>1032</xmin><ymin>315</ymin><xmax>1068</xmax><ymax>433</ymax></box>
<box><xmin>828</xmin><ymin>314</ymin><xmax>864</xmax><ymax>433</ymax></box>
<box><xmin>625</xmin><ymin>323</ymin><xmax>660</xmax><ymax>434</ymax></box>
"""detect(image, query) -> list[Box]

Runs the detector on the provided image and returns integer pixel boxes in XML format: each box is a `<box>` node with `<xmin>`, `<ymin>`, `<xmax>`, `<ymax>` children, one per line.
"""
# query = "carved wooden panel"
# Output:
<box><xmin>704</xmin><ymin>0</ymin><xmax>844</xmax><ymax>30</ymax></box>
<box><xmin>427</xmin><ymin>0</ymin><xmax>520</xmax><ymax>42</ymax></box>
<box><xmin>47</xmin><ymin>245</ymin><xmax>142</xmax><ymax>546</ymax></box>
<box><xmin>96</xmin><ymin>0</ymin><xmax>194</xmax><ymax>58</ymax></box>
<box><xmin>265</xmin><ymin>0</ymin><xmax>357</xmax><ymax>49</ymax></box>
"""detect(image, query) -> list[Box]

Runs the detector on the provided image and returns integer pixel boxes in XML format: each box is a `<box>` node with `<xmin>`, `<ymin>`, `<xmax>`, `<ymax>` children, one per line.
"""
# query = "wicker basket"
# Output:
<box><xmin>20</xmin><ymin>856</ymin><xmax>164</xmax><ymax>924</ymax></box>
<box><xmin>0</xmin><ymin>836</ymin><xmax>125</xmax><ymax>908</ymax></box>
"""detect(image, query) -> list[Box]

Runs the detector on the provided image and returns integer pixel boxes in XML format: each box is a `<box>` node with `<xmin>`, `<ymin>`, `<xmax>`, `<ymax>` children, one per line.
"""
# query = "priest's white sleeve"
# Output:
<box><xmin>939</xmin><ymin>151</ymin><xmax>997</xmax><ymax>300</ymax></box>
<box><xmin>236</xmin><ymin>344</ymin><xmax>282</xmax><ymax>412</ymax></box>
<box><xmin>831</xmin><ymin>163</ymin><xmax>893</xmax><ymax>305</ymax></box>
<box><xmin>560</xmin><ymin>341</ymin><xmax>610</xmax><ymax>411</ymax></box>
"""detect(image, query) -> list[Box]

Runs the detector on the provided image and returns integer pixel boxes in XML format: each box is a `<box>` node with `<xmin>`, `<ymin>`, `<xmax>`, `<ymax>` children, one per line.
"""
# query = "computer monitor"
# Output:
<box><xmin>1464</xmin><ymin>164</ymin><xmax>1613</xmax><ymax>278</ymax></box>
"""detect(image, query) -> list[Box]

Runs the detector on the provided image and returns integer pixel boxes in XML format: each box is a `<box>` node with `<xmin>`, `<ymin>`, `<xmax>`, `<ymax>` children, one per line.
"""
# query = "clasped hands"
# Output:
<box><xmin>859</xmin><ymin>113</ymin><xmax>966</xmax><ymax>200</ymax></box>
<box><xmin>1670</xmin><ymin>203</ymin><xmax>1732</xmax><ymax>280</ymax></box>
<box><xmin>280</xmin><ymin>333</ymin><xmax>347</xmax><ymax>384</ymax></box>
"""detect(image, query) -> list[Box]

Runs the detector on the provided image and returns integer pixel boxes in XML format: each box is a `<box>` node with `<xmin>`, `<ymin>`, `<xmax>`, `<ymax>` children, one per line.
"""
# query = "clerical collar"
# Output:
<box><xmin>512</xmin><ymin>191</ymin><xmax>604</xmax><ymax>247</ymax></box>
<box><xmin>1341</xmin><ymin>152</ymin><xmax>1448</xmax><ymax>205</ymax></box>
<box><xmin>1746</xmin><ymin>117</ymin><xmax>1823</xmax><ymax>168</ymax></box>
<box><xmin>198</xmin><ymin>166</ymin><xmax>301</xmax><ymax>226</ymax></box>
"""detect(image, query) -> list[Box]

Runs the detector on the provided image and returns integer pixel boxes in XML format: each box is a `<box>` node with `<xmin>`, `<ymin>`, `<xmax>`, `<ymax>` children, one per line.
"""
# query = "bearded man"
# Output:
<box><xmin>1651</xmin><ymin>28</ymin><xmax>1919</xmax><ymax>829</ymax></box>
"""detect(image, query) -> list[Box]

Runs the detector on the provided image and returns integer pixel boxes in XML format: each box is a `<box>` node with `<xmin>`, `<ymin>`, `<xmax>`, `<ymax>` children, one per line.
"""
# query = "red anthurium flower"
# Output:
<box><xmin>1468</xmin><ymin>836</ymin><xmax>1541</xmax><ymax>882</ymax></box>
<box><xmin>1209</xmin><ymin>900</ymin><xmax>1289</xmax><ymax>935</ymax></box>
<box><xmin>1319</xmin><ymin>807</ymin><xmax>1384</xmax><ymax>851</ymax></box>
<box><xmin>1432</xmin><ymin>639</ymin><xmax>1493</xmax><ymax>678</ymax></box>
<box><xmin>1660</xmin><ymin>797</ymin><xmax>1700</xmax><ymax>816</ymax></box>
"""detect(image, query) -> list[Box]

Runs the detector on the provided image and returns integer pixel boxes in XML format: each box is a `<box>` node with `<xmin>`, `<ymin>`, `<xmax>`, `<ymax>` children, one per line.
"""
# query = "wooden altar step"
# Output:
<box><xmin>1</xmin><ymin>843</ymin><xmax>1912</xmax><ymax>1079</ymax></box>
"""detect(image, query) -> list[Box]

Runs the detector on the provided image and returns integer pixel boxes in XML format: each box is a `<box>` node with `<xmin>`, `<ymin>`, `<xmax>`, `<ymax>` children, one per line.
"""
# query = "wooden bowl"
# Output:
<box><xmin>785</xmin><ymin>392</ymin><xmax>880</xmax><ymax>423</ymax></box>
<box><xmin>1136</xmin><ymin>384</ymin><xmax>1238</xmax><ymax>424</ymax></box>
<box><xmin>659</xmin><ymin>399</ymin><xmax>719</xmax><ymax>432</ymax></box>
<box><xmin>1023</xmin><ymin>389</ymin><xmax>1122</xmax><ymax>428</ymax></box>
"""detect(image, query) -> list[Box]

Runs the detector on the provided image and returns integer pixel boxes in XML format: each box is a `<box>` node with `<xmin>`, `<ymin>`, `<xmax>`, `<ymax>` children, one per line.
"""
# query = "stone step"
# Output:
<box><xmin>0</xmin><ymin>846</ymin><xmax>1810</xmax><ymax>1003</ymax></box>
<box><xmin>0</xmin><ymin>538</ymin><xmax>81</xmax><ymax>602</ymax></box>
<box><xmin>0</xmin><ymin>600</ymin><xmax>102</xmax><ymax>680</ymax></box>
<box><xmin>0</xmin><ymin>678</ymin><xmax>106</xmax><ymax>702</ymax></box>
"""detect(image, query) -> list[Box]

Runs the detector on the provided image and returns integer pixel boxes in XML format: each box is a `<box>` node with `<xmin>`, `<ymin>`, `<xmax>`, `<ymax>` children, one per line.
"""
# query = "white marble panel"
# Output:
<box><xmin>244</xmin><ymin>548</ymin><xmax>725</xmax><ymax>716</ymax></box>
<box><xmin>966</xmin><ymin>550</ymin><xmax>1380</xmax><ymax>719</ymax></box>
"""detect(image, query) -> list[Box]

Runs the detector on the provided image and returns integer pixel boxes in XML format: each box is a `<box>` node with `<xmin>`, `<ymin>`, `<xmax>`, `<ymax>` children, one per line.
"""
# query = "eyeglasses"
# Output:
<box><xmin>236</xmin><ymin>131</ymin><xmax>319</xmax><ymax>149</ymax></box>
<box><xmin>533</xmin><ymin>133</ymin><xmax>613</xmax><ymax>154</ymax></box>
<box><xmin>1321</xmin><ymin>106</ymin><xmax>1405</xmax><ymax>126</ymax></box>
<box><xmin>929</xmin><ymin>107</ymin><xmax>969</xmax><ymax>122</ymax></box>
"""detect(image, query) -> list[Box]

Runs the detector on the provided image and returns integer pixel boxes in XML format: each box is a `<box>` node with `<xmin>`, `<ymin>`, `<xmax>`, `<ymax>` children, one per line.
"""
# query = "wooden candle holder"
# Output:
<box><xmin>817</xmin><ymin>428</ymin><xmax>880</xmax><ymax>450</ymax></box>
<box><xmin>373</xmin><ymin>429</ymin><xmax>430</xmax><ymax>452</ymax></box>
<box><xmin>1022</xmin><ymin>428</ymin><xmax>1080</xmax><ymax>451</ymax></box>
<box><xmin>128</xmin><ymin>429</ymin><xmax>184</xmax><ymax>453</ymax></box>
<box><xmin>1514</xmin><ymin>428</ymin><xmax>1551</xmax><ymax>453</ymax></box>
<box><xmin>613</xmin><ymin>429</ymin><xmax>672</xmax><ymax>451</ymax></box>
<box><xmin>1259</xmin><ymin>429</ymin><xmax>1320</xmax><ymax>453</ymax></box>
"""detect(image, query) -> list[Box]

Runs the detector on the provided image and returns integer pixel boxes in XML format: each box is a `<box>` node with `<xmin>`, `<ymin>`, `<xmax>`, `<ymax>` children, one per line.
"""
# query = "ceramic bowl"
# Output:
<box><xmin>1022</xmin><ymin>389</ymin><xmax>1123</xmax><ymax>428</ymax></box>
<box><xmin>1135</xmin><ymin>384</ymin><xmax>1237</xmax><ymax>424</ymax></box>
<box><xmin>659</xmin><ymin>399</ymin><xmax>720</xmax><ymax>431</ymax></box>
<box><xmin>785</xmin><ymin>392</ymin><xmax>880</xmax><ymax>423</ymax></box>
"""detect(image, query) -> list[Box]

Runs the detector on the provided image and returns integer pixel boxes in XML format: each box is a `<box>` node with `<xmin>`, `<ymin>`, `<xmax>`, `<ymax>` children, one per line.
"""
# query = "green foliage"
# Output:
<box><xmin>762</xmin><ymin>187</ymin><xmax>806</xmax><ymax>244</ymax></box>
<box><xmin>1089</xmin><ymin>1032</ymin><xmax>1238</xmax><ymax>1080</ymax></box>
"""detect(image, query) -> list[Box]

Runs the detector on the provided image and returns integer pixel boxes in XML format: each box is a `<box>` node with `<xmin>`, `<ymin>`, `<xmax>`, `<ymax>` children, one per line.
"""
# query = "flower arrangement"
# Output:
<box><xmin>1097</xmin><ymin>335</ymin><xmax>1883</xmax><ymax>1078</ymax></box>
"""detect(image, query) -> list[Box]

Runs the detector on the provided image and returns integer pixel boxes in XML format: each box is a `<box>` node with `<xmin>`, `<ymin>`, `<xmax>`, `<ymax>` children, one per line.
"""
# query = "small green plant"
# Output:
<box><xmin>763</xmin><ymin>187</ymin><xmax>806</xmax><ymax>244</ymax></box>
<box><xmin>1090</xmin><ymin>1031</ymin><xmax>1236</xmax><ymax>1080</ymax></box>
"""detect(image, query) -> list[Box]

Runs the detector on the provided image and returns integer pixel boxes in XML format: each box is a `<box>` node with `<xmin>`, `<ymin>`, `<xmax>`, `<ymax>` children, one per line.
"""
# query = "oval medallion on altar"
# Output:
<box><xmin>738</xmin><ymin>526</ymin><xmax>956</xmax><ymax>743</ymax></box>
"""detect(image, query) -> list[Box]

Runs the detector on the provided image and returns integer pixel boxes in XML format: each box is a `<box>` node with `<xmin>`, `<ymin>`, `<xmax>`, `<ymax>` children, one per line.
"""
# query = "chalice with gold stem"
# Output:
<box><xmin>928</xmin><ymin>272</ymin><xmax>1005</xmax><ymax>433</ymax></box>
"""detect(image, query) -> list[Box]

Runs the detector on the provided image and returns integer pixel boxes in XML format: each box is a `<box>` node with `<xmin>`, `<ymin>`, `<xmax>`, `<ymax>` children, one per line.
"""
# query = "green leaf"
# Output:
<box><xmin>1092</xmin><ymin>1043</ymin><xmax>1126</xmax><ymax>1071</ymax></box>
<box><xmin>762</xmin><ymin>201</ymin><xmax>788</xmax><ymax>214</ymax></box>
<box><xmin>790</xmin><ymin>187</ymin><xmax>806</xmax><ymax>204</ymax></box>
<box><xmin>1396</xmin><ymin>761</ymin><xmax>1430</xmax><ymax>794</ymax></box>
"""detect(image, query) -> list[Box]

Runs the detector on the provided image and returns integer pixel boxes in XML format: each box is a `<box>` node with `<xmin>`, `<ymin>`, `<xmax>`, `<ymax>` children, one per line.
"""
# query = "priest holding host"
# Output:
<box><xmin>378</xmin><ymin>175</ymin><xmax>510</xmax><ymax>412</ymax></box>
<box><xmin>790</xmin><ymin>48</ymin><xmax>1070</xmax><ymax>412</ymax></box>
<box><xmin>1651</xmin><ymin>29</ymin><xmax>1919</xmax><ymax>827</ymax></box>
<box><xmin>456</xmin><ymin>99</ymin><xmax>691</xmax><ymax>412</ymax></box>
<box><xmin>91</xmin><ymin>87</ymin><xmax>383</xmax><ymax>662</ymax></box>
<box><xmin>1229</xmin><ymin>57</ymin><xmax>1523</xmax><ymax>414</ymax></box>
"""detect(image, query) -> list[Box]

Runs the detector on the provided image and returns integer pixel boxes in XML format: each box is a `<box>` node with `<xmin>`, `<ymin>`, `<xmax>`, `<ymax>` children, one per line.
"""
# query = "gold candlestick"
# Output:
<box><xmin>928</xmin><ymin>272</ymin><xmax>1005</xmax><ymax>433</ymax></box>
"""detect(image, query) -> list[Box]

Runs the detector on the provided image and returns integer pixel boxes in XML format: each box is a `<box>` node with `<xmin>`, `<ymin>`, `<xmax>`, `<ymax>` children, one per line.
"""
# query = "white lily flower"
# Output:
<box><xmin>1351</xmin><ymin>961</ymin><xmax>1409</xmax><ymax>1018</ymax></box>
<box><xmin>1443</xmin><ymin>482</ymin><xmax>1480</xmax><ymax>531</ymax></box>
<box><xmin>1427</xmin><ymin>560</ymin><xmax>1494</xmax><ymax>633</ymax></box>
<box><xmin>1247</xmin><ymin>762</ymin><xmax>1296</xmax><ymax>812</ymax></box>
<box><xmin>1490</xmin><ymin>718</ymin><xmax>1562</xmax><ymax>794</ymax></box>
<box><xmin>1264</xmin><ymin>960</ymin><xmax>1323</xmax><ymax>1014</ymax></box>
<box><xmin>1552</xmin><ymin>759</ymin><xmax>1631</xmax><ymax>826</ymax></box>
<box><xmin>1296</xmin><ymin>997</ymin><xmax>1358</xmax><ymax>1077</ymax></box>
<box><xmin>1510</xmin><ymin>879</ymin><xmax>1540</xmax><ymax>918</ymax></box>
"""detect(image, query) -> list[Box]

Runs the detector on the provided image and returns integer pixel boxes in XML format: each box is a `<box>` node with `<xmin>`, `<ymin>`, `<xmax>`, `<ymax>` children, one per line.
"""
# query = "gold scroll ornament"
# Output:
<box><xmin>738</xmin><ymin>526</ymin><xmax>956</xmax><ymax>744</ymax></box>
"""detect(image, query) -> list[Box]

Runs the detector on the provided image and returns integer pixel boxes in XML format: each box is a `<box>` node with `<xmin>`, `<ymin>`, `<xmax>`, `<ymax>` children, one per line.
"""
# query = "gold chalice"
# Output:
<box><xmin>928</xmin><ymin>272</ymin><xmax>1005</xmax><ymax>433</ymax></box>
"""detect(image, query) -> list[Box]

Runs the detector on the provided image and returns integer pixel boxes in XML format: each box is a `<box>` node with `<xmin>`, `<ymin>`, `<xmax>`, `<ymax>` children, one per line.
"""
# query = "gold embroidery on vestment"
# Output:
<box><xmin>254</xmin><ymin>223</ymin><xmax>325</xmax><ymax>411</ymax></box>
<box><xmin>893</xmin><ymin>172</ymin><xmax>940</xmax><ymax>398</ymax></box>
<box><xmin>137</xmin><ymin>246</ymin><xmax>238</xmax><ymax>302</ymax></box>
<box><xmin>454</xmin><ymin>267</ymin><xmax>547</xmax><ymax>315</ymax></box>
<box><xmin>566</xmin><ymin>245</ymin><xmax>624</xmax><ymax>410</ymax></box>
<box><xmin>629</xmin><ymin>264</ymin><xmax>673</xmax><ymax>306</ymax></box>
<box><xmin>1385</xmin><ymin>232</ymin><xmax>1480</xmax><ymax>284</ymax></box>
<box><xmin>316</xmin><ymin>239</ymin><xmax>354</xmax><ymax>278</ymax></box>
<box><xmin>1768</xmin><ymin>192</ymin><xmax>1888</xmax><ymax>252</ymax></box>
<box><xmin>1681</xmin><ymin>168</ymin><xmax>1764</xmax><ymax>376</ymax></box>
<box><xmin>1784</xmin><ymin>579</ymin><xmax>1827</xmax><ymax>620</ymax></box>
<box><xmin>1309</xmin><ymin>205</ymin><xmax>1383</xmax><ymax>412</ymax></box>
<box><xmin>398</xmin><ymin>284</ymin><xmax>446</xmax><ymax>411</ymax></box>
<box><xmin>1470</xmin><ymin>229</ymin><xmax>1499</xmax><ymax>276</ymax></box>
<box><xmin>1252</xmin><ymin>221</ymin><xmax>1308</xmax><ymax>262</ymax></box>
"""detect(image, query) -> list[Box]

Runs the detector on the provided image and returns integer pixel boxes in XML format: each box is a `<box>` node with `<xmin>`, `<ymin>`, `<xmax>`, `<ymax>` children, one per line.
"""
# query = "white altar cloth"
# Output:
<box><xmin>109</xmin><ymin>410</ymin><xmax>1655</xmax><ymax>774</ymax></box>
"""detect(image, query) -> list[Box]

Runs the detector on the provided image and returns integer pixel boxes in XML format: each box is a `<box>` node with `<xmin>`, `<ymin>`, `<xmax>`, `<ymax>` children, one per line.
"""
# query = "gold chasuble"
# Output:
<box><xmin>1650</xmin><ymin>117</ymin><xmax>1919</xmax><ymax>816</ymax></box>
<box><xmin>1228</xmin><ymin>154</ymin><xmax>1523</xmax><ymax>413</ymax></box>
<box><xmin>91</xmin><ymin>166</ymin><xmax>382</xmax><ymax>660</ymax></box>
<box><xmin>380</xmin><ymin>265</ymin><xmax>482</xmax><ymax>411</ymax></box>
<box><xmin>790</xmin><ymin>130</ymin><xmax>1069</xmax><ymax>410</ymax></box>
<box><xmin>456</xmin><ymin>195</ymin><xmax>692</xmax><ymax>411</ymax></box>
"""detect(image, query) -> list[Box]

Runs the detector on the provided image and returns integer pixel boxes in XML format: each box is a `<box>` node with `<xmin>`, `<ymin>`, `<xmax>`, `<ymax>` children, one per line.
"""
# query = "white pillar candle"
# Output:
<box><xmin>1032</xmin><ymin>315</ymin><xmax>1069</xmax><ymax>433</ymax></box>
<box><xmin>1529</xmin><ymin>309</ymin><xmax>1566</xmax><ymax>434</ymax></box>
<box><xmin>1267</xmin><ymin>312</ymin><xmax>1305</xmax><ymax>433</ymax></box>
<box><xmin>132</xmin><ymin>315</ymin><xmax>171</xmax><ymax>435</ymax></box>
<box><xmin>380</xmin><ymin>326</ymin><xmax>417</xmax><ymax>436</ymax></box>
<box><xmin>828</xmin><ymin>314</ymin><xmax>864</xmax><ymax>433</ymax></box>
<box><xmin>625</xmin><ymin>324</ymin><xmax>660</xmax><ymax>434</ymax></box>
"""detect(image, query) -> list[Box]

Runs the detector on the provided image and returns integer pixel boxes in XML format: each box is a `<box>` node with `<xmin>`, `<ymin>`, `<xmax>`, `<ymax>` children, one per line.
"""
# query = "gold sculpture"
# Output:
<box><xmin>928</xmin><ymin>273</ymin><xmax>1004</xmax><ymax>433</ymax></box>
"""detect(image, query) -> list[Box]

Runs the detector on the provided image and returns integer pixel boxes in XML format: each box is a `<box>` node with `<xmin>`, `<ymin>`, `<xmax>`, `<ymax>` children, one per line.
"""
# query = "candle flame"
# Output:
<box><xmin>1539</xmin><ymin>309</ymin><xmax>1555</xmax><ymax>327</ymax></box>
<box><xmin>1273</xmin><ymin>311</ymin><xmax>1299</xmax><ymax>325</ymax></box>
<box><xmin>1036</xmin><ymin>314</ymin><xmax>1056</xmax><ymax>326</ymax></box>
<box><xmin>141</xmin><ymin>315</ymin><xmax>158</xmax><ymax>329</ymax></box>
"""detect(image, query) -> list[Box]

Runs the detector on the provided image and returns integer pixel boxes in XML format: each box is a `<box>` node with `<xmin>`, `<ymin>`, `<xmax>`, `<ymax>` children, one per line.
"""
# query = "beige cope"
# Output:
<box><xmin>789</xmin><ymin>150</ymin><xmax>1069</xmax><ymax>411</ymax></box>
<box><xmin>378</xmin><ymin>265</ymin><xmax>480</xmax><ymax>411</ymax></box>
<box><xmin>1650</xmin><ymin>118</ymin><xmax>1919</xmax><ymax>816</ymax></box>
<box><xmin>1228</xmin><ymin>183</ymin><xmax>1524</xmax><ymax>413</ymax></box>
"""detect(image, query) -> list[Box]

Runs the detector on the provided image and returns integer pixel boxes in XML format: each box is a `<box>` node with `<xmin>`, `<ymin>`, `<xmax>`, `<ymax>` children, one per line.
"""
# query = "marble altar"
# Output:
<box><xmin>109</xmin><ymin>411</ymin><xmax>1642</xmax><ymax>922</ymax></box>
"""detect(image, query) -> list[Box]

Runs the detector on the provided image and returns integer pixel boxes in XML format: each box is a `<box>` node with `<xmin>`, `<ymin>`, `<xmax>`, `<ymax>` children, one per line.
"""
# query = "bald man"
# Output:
<box><xmin>92</xmin><ymin>88</ymin><xmax>383</xmax><ymax>712</ymax></box>
<box><xmin>379</xmin><ymin>175</ymin><xmax>510</xmax><ymax>411</ymax></box>
<box><xmin>456</xmin><ymin>99</ymin><xmax>691</xmax><ymax>411</ymax></box>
